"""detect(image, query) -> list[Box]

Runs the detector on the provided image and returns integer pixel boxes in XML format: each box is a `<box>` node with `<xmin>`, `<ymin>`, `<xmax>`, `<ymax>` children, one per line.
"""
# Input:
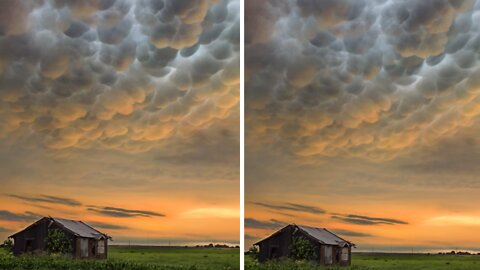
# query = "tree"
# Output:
<box><xmin>291</xmin><ymin>236</ymin><xmax>315</xmax><ymax>261</ymax></box>
<box><xmin>2</xmin><ymin>239</ymin><xmax>13</xmax><ymax>252</ymax></box>
<box><xmin>45</xmin><ymin>229</ymin><xmax>72</xmax><ymax>255</ymax></box>
<box><xmin>248</xmin><ymin>245</ymin><xmax>259</xmax><ymax>260</ymax></box>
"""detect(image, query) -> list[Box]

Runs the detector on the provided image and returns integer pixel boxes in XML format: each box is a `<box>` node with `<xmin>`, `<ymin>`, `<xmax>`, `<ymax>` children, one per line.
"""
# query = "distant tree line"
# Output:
<box><xmin>195</xmin><ymin>243</ymin><xmax>239</xmax><ymax>248</ymax></box>
<box><xmin>437</xmin><ymin>251</ymin><xmax>480</xmax><ymax>255</ymax></box>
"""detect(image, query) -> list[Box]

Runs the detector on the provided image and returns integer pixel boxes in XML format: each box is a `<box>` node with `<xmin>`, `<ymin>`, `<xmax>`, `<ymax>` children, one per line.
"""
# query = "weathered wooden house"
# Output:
<box><xmin>254</xmin><ymin>224</ymin><xmax>354</xmax><ymax>266</ymax></box>
<box><xmin>9</xmin><ymin>217</ymin><xmax>110</xmax><ymax>259</ymax></box>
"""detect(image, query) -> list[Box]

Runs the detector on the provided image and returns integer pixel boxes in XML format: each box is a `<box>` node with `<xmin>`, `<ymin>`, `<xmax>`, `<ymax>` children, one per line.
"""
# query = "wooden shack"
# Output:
<box><xmin>9</xmin><ymin>217</ymin><xmax>110</xmax><ymax>259</ymax></box>
<box><xmin>254</xmin><ymin>224</ymin><xmax>354</xmax><ymax>266</ymax></box>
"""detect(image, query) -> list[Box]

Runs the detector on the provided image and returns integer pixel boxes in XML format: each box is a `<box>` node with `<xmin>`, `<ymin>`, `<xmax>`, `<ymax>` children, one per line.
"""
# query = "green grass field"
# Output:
<box><xmin>245</xmin><ymin>253</ymin><xmax>480</xmax><ymax>270</ymax></box>
<box><xmin>0</xmin><ymin>246</ymin><xmax>239</xmax><ymax>270</ymax></box>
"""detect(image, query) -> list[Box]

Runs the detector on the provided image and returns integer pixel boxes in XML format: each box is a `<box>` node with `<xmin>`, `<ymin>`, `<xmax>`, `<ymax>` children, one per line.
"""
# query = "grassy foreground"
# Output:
<box><xmin>0</xmin><ymin>246</ymin><xmax>239</xmax><ymax>270</ymax></box>
<box><xmin>245</xmin><ymin>253</ymin><xmax>480</xmax><ymax>270</ymax></box>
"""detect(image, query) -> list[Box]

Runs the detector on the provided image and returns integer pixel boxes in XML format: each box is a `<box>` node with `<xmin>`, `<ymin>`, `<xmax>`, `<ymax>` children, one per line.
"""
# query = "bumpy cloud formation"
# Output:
<box><xmin>246</xmin><ymin>0</ymin><xmax>480</xmax><ymax>160</ymax></box>
<box><xmin>0</xmin><ymin>0</ymin><xmax>239</xmax><ymax>153</ymax></box>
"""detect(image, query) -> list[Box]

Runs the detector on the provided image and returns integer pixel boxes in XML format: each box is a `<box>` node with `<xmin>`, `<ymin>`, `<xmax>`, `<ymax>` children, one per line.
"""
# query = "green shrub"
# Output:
<box><xmin>45</xmin><ymin>229</ymin><xmax>72</xmax><ymax>255</ymax></box>
<box><xmin>290</xmin><ymin>237</ymin><xmax>315</xmax><ymax>261</ymax></box>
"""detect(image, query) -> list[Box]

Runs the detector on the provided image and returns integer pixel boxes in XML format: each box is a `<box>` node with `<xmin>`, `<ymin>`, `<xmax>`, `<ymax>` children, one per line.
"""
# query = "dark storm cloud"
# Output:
<box><xmin>332</xmin><ymin>214</ymin><xmax>408</xmax><ymax>225</ymax></box>
<box><xmin>87</xmin><ymin>206</ymin><xmax>165</xmax><ymax>218</ymax></box>
<box><xmin>0</xmin><ymin>0</ymin><xmax>239</xmax><ymax>154</ymax></box>
<box><xmin>244</xmin><ymin>218</ymin><xmax>286</xmax><ymax>229</ymax></box>
<box><xmin>9</xmin><ymin>194</ymin><xmax>82</xmax><ymax>207</ymax></box>
<box><xmin>246</xmin><ymin>0</ymin><xmax>480</xmax><ymax>162</ymax></box>
<box><xmin>86</xmin><ymin>221</ymin><xmax>129</xmax><ymax>230</ymax></box>
<box><xmin>0</xmin><ymin>210</ymin><xmax>41</xmax><ymax>222</ymax></box>
<box><xmin>252</xmin><ymin>202</ymin><xmax>325</xmax><ymax>214</ymax></box>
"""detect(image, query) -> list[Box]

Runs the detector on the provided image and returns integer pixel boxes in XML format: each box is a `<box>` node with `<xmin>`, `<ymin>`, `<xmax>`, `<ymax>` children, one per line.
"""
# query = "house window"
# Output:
<box><xmin>97</xmin><ymin>240</ymin><xmax>105</xmax><ymax>254</ymax></box>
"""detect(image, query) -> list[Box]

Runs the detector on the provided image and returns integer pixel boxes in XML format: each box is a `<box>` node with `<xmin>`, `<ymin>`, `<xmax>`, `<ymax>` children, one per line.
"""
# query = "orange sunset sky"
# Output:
<box><xmin>0</xmin><ymin>0</ymin><xmax>239</xmax><ymax>245</ymax></box>
<box><xmin>246</xmin><ymin>0</ymin><xmax>480</xmax><ymax>252</ymax></box>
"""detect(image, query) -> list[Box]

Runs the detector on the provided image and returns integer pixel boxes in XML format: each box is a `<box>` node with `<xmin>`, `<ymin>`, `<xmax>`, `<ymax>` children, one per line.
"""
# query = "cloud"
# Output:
<box><xmin>245</xmin><ymin>234</ymin><xmax>259</xmax><ymax>240</ymax></box>
<box><xmin>332</xmin><ymin>214</ymin><xmax>408</xmax><ymax>225</ymax></box>
<box><xmin>252</xmin><ymin>202</ymin><xmax>325</xmax><ymax>214</ymax></box>
<box><xmin>113</xmin><ymin>236</ymin><xmax>239</xmax><ymax>246</ymax></box>
<box><xmin>331</xmin><ymin>229</ymin><xmax>372</xmax><ymax>238</ymax></box>
<box><xmin>87</xmin><ymin>206</ymin><xmax>165</xmax><ymax>218</ymax></box>
<box><xmin>0</xmin><ymin>210</ymin><xmax>41</xmax><ymax>222</ymax></box>
<box><xmin>86</xmin><ymin>221</ymin><xmax>129</xmax><ymax>230</ymax></box>
<box><xmin>9</xmin><ymin>194</ymin><xmax>82</xmax><ymax>207</ymax></box>
<box><xmin>245</xmin><ymin>218</ymin><xmax>286</xmax><ymax>229</ymax></box>
<box><xmin>425</xmin><ymin>215</ymin><xmax>480</xmax><ymax>226</ymax></box>
<box><xmin>0</xmin><ymin>227</ymin><xmax>12</xmax><ymax>233</ymax></box>
<box><xmin>181</xmin><ymin>207</ymin><xmax>238</xmax><ymax>218</ymax></box>
<box><xmin>0</xmin><ymin>0</ymin><xmax>239</xmax><ymax>154</ymax></box>
<box><xmin>246</xmin><ymin>0</ymin><xmax>480</xmax><ymax>162</ymax></box>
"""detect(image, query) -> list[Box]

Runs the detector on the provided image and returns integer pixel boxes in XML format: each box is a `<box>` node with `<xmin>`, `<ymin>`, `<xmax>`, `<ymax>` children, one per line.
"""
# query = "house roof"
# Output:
<box><xmin>9</xmin><ymin>217</ymin><xmax>110</xmax><ymax>240</ymax></box>
<box><xmin>52</xmin><ymin>218</ymin><xmax>109</xmax><ymax>240</ymax></box>
<box><xmin>254</xmin><ymin>224</ymin><xmax>353</xmax><ymax>247</ymax></box>
<box><xmin>296</xmin><ymin>225</ymin><xmax>351</xmax><ymax>246</ymax></box>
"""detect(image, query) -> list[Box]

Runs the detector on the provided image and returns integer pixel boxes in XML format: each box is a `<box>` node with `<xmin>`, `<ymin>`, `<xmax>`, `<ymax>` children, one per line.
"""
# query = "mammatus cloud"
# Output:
<box><xmin>87</xmin><ymin>221</ymin><xmax>129</xmax><ymax>230</ymax></box>
<box><xmin>0</xmin><ymin>0</ymin><xmax>239</xmax><ymax>154</ymax></box>
<box><xmin>244</xmin><ymin>218</ymin><xmax>286</xmax><ymax>229</ymax></box>
<box><xmin>332</xmin><ymin>214</ymin><xmax>408</xmax><ymax>225</ymax></box>
<box><xmin>9</xmin><ymin>194</ymin><xmax>82</xmax><ymax>207</ymax></box>
<box><xmin>246</xmin><ymin>0</ymin><xmax>480</xmax><ymax>161</ymax></box>
<box><xmin>0</xmin><ymin>210</ymin><xmax>41</xmax><ymax>222</ymax></box>
<box><xmin>252</xmin><ymin>202</ymin><xmax>326</xmax><ymax>214</ymax></box>
<box><xmin>87</xmin><ymin>206</ymin><xmax>165</xmax><ymax>218</ymax></box>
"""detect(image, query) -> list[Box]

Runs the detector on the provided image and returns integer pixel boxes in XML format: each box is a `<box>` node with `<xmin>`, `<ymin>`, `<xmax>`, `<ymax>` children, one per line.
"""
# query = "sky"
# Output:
<box><xmin>0</xmin><ymin>0</ymin><xmax>239</xmax><ymax>246</ymax></box>
<box><xmin>245</xmin><ymin>0</ymin><xmax>480</xmax><ymax>252</ymax></box>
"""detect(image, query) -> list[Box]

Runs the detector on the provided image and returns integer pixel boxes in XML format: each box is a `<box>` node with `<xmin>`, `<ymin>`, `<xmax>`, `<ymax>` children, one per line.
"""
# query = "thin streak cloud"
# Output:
<box><xmin>332</xmin><ymin>214</ymin><xmax>408</xmax><ymax>226</ymax></box>
<box><xmin>0</xmin><ymin>210</ymin><xmax>41</xmax><ymax>222</ymax></box>
<box><xmin>9</xmin><ymin>194</ymin><xmax>82</xmax><ymax>207</ymax></box>
<box><xmin>244</xmin><ymin>218</ymin><xmax>287</xmax><ymax>230</ymax></box>
<box><xmin>87</xmin><ymin>206</ymin><xmax>165</xmax><ymax>218</ymax></box>
<box><xmin>252</xmin><ymin>202</ymin><xmax>325</xmax><ymax>214</ymax></box>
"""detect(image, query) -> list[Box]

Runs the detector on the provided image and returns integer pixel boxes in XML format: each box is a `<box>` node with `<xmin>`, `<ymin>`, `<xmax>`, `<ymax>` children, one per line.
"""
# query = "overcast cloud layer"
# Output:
<box><xmin>0</xmin><ymin>0</ymin><xmax>239</xmax><ymax>153</ymax></box>
<box><xmin>247</xmin><ymin>0</ymin><xmax>480</xmax><ymax>161</ymax></box>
